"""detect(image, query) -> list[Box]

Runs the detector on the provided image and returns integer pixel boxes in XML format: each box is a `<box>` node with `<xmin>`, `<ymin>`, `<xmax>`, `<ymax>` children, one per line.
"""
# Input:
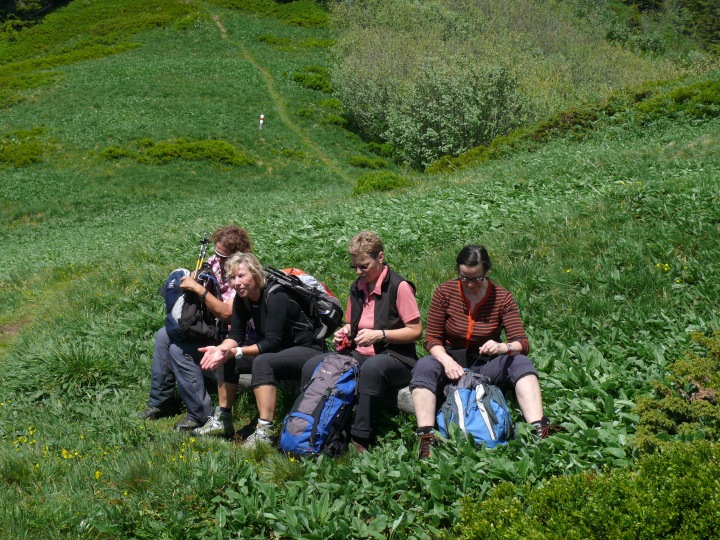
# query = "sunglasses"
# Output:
<box><xmin>349</xmin><ymin>262</ymin><xmax>373</xmax><ymax>271</ymax></box>
<box><xmin>458</xmin><ymin>273</ymin><xmax>485</xmax><ymax>283</ymax></box>
<box><xmin>214</xmin><ymin>250</ymin><xmax>230</xmax><ymax>259</ymax></box>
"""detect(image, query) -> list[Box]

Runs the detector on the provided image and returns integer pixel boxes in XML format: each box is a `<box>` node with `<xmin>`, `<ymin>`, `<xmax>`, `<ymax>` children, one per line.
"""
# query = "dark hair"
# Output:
<box><xmin>456</xmin><ymin>245</ymin><xmax>492</xmax><ymax>272</ymax></box>
<box><xmin>211</xmin><ymin>225</ymin><xmax>252</xmax><ymax>254</ymax></box>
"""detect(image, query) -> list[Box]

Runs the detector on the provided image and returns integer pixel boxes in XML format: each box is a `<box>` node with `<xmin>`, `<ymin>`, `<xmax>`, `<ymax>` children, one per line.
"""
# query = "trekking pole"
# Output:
<box><xmin>193</xmin><ymin>234</ymin><xmax>210</xmax><ymax>278</ymax></box>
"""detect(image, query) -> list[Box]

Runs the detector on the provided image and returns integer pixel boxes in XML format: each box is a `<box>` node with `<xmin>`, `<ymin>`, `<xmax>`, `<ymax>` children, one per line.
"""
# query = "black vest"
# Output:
<box><xmin>349</xmin><ymin>266</ymin><xmax>418</xmax><ymax>365</ymax></box>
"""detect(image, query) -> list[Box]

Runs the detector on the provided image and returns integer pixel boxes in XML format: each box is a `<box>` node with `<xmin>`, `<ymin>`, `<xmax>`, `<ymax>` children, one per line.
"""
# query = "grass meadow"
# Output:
<box><xmin>1</xmin><ymin>1</ymin><xmax>720</xmax><ymax>538</ymax></box>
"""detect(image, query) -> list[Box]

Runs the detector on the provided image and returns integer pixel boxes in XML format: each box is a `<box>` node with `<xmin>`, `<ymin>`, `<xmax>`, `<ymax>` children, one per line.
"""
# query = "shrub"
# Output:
<box><xmin>291</xmin><ymin>65</ymin><xmax>332</xmax><ymax>93</ymax></box>
<box><xmin>347</xmin><ymin>155</ymin><xmax>387</xmax><ymax>169</ymax></box>
<box><xmin>319</xmin><ymin>97</ymin><xmax>341</xmax><ymax>110</ymax></box>
<box><xmin>427</xmin><ymin>75</ymin><xmax>720</xmax><ymax>173</ymax></box>
<box><xmin>448</xmin><ymin>441</ymin><xmax>720</xmax><ymax>539</ymax></box>
<box><xmin>144</xmin><ymin>139</ymin><xmax>255</xmax><ymax>166</ymax></box>
<box><xmin>331</xmin><ymin>0</ymin><xmax>688</xmax><ymax>167</ymax></box>
<box><xmin>381</xmin><ymin>62</ymin><xmax>527</xmax><ymax>169</ymax></box>
<box><xmin>324</xmin><ymin>113</ymin><xmax>346</xmax><ymax>126</ymax></box>
<box><xmin>208</xmin><ymin>0</ymin><xmax>328</xmax><ymax>27</ymax></box>
<box><xmin>0</xmin><ymin>128</ymin><xmax>44</xmax><ymax>167</ymax></box>
<box><xmin>99</xmin><ymin>146</ymin><xmax>136</xmax><ymax>161</ymax></box>
<box><xmin>99</xmin><ymin>138</ymin><xmax>255</xmax><ymax>167</ymax></box>
<box><xmin>634</xmin><ymin>331</ymin><xmax>720</xmax><ymax>454</ymax></box>
<box><xmin>258</xmin><ymin>33</ymin><xmax>294</xmax><ymax>50</ymax></box>
<box><xmin>365</xmin><ymin>142</ymin><xmax>394</xmax><ymax>158</ymax></box>
<box><xmin>296</xmin><ymin>108</ymin><xmax>314</xmax><ymax>119</ymax></box>
<box><xmin>352</xmin><ymin>171</ymin><xmax>410</xmax><ymax>196</ymax></box>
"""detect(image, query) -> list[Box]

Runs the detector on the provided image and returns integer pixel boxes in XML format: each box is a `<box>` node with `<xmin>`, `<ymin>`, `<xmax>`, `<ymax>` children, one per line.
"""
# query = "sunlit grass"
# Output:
<box><xmin>0</xmin><ymin>0</ymin><xmax>719</xmax><ymax>537</ymax></box>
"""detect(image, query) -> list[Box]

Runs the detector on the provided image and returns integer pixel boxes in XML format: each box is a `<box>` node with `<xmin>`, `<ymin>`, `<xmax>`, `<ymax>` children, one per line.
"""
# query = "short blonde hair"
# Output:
<box><xmin>225</xmin><ymin>252</ymin><xmax>266</xmax><ymax>288</ymax></box>
<box><xmin>348</xmin><ymin>231</ymin><xmax>384</xmax><ymax>259</ymax></box>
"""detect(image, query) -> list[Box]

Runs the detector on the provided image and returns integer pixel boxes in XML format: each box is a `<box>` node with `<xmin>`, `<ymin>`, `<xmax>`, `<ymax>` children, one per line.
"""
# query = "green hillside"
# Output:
<box><xmin>1</xmin><ymin>0</ymin><xmax>719</xmax><ymax>538</ymax></box>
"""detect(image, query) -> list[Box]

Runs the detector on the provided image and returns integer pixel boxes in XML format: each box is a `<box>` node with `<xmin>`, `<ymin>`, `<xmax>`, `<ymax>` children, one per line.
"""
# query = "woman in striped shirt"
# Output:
<box><xmin>410</xmin><ymin>245</ymin><xmax>549</xmax><ymax>458</ymax></box>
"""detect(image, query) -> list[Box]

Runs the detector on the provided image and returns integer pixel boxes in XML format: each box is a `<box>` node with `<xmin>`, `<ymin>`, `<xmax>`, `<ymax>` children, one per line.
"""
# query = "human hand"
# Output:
<box><xmin>199</xmin><ymin>346</ymin><xmax>230</xmax><ymax>370</ymax></box>
<box><xmin>441</xmin><ymin>358</ymin><xmax>465</xmax><ymax>381</ymax></box>
<box><xmin>354</xmin><ymin>328</ymin><xmax>383</xmax><ymax>347</ymax></box>
<box><xmin>478</xmin><ymin>340</ymin><xmax>504</xmax><ymax>356</ymax></box>
<box><xmin>333</xmin><ymin>325</ymin><xmax>351</xmax><ymax>348</ymax></box>
<box><xmin>180</xmin><ymin>275</ymin><xmax>204</xmax><ymax>295</ymax></box>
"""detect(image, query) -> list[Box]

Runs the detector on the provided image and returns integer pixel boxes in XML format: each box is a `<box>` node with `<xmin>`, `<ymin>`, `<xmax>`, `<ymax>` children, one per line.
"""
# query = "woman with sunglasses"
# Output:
<box><xmin>410</xmin><ymin>244</ymin><xmax>549</xmax><ymax>459</ymax></box>
<box><xmin>197</xmin><ymin>253</ymin><xmax>325</xmax><ymax>445</ymax></box>
<box><xmin>300</xmin><ymin>231</ymin><xmax>422</xmax><ymax>453</ymax></box>
<box><xmin>139</xmin><ymin>225</ymin><xmax>253</xmax><ymax>431</ymax></box>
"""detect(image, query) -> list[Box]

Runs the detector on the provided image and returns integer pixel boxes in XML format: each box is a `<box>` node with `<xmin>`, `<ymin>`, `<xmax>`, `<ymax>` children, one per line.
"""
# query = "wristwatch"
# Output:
<box><xmin>506</xmin><ymin>342</ymin><xmax>513</xmax><ymax>354</ymax></box>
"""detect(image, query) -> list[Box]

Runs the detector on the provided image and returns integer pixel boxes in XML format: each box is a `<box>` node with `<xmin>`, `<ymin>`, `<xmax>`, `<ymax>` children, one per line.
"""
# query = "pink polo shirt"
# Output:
<box><xmin>347</xmin><ymin>266</ymin><xmax>420</xmax><ymax>356</ymax></box>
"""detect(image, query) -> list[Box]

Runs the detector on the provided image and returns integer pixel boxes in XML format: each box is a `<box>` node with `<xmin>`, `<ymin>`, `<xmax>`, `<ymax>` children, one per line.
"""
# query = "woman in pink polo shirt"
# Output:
<box><xmin>300</xmin><ymin>231</ymin><xmax>422</xmax><ymax>452</ymax></box>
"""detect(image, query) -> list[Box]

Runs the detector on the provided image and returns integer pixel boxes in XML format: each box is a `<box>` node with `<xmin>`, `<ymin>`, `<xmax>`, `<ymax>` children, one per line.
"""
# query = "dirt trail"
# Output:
<box><xmin>212</xmin><ymin>15</ymin><xmax>351</xmax><ymax>183</ymax></box>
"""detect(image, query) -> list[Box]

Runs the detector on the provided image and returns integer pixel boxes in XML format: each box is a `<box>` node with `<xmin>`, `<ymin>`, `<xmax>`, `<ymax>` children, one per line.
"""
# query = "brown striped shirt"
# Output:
<box><xmin>423</xmin><ymin>279</ymin><xmax>529</xmax><ymax>355</ymax></box>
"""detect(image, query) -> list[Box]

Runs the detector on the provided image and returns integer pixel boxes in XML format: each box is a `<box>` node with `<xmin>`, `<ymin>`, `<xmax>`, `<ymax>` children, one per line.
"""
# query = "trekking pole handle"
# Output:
<box><xmin>194</xmin><ymin>234</ymin><xmax>210</xmax><ymax>277</ymax></box>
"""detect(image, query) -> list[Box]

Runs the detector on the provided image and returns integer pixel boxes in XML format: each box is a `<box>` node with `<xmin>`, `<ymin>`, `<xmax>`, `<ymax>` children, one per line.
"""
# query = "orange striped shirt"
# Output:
<box><xmin>423</xmin><ymin>279</ymin><xmax>529</xmax><ymax>355</ymax></box>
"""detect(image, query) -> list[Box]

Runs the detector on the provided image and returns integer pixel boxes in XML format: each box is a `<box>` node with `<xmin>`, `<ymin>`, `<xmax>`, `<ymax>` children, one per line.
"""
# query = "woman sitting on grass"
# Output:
<box><xmin>197</xmin><ymin>252</ymin><xmax>323</xmax><ymax>446</ymax></box>
<box><xmin>301</xmin><ymin>231</ymin><xmax>422</xmax><ymax>453</ymax></box>
<box><xmin>410</xmin><ymin>244</ymin><xmax>551</xmax><ymax>459</ymax></box>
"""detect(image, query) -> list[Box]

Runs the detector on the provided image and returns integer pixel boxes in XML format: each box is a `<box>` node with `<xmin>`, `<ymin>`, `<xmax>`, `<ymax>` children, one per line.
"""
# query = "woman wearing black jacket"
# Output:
<box><xmin>198</xmin><ymin>253</ymin><xmax>322</xmax><ymax>445</ymax></box>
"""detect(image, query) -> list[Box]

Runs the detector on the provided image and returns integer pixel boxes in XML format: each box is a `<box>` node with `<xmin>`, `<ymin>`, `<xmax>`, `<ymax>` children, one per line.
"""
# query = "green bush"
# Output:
<box><xmin>324</xmin><ymin>113</ymin><xmax>346</xmax><ymax>126</ymax></box>
<box><xmin>618</xmin><ymin>0</ymin><xmax>720</xmax><ymax>52</ymax></box>
<box><xmin>387</xmin><ymin>62</ymin><xmax>526</xmax><ymax>168</ymax></box>
<box><xmin>208</xmin><ymin>0</ymin><xmax>328</xmax><ymax>27</ymax></box>
<box><xmin>448</xmin><ymin>441</ymin><xmax>720</xmax><ymax>539</ymax></box>
<box><xmin>365</xmin><ymin>141</ymin><xmax>394</xmax><ymax>158</ymax></box>
<box><xmin>427</xmin><ymin>75</ymin><xmax>720</xmax><ymax>173</ymax></box>
<box><xmin>332</xmin><ymin>0</ymin><xmax>687</xmax><ymax>157</ymax></box>
<box><xmin>0</xmin><ymin>128</ymin><xmax>44</xmax><ymax>167</ymax></box>
<box><xmin>291</xmin><ymin>65</ymin><xmax>332</xmax><ymax>93</ymax></box>
<box><xmin>635</xmin><ymin>331</ymin><xmax>720</xmax><ymax>454</ymax></box>
<box><xmin>99</xmin><ymin>138</ymin><xmax>255</xmax><ymax>167</ymax></box>
<box><xmin>347</xmin><ymin>155</ymin><xmax>387</xmax><ymax>169</ymax></box>
<box><xmin>352</xmin><ymin>171</ymin><xmax>410</xmax><ymax>195</ymax></box>
<box><xmin>99</xmin><ymin>146</ymin><xmax>136</xmax><ymax>161</ymax></box>
<box><xmin>258</xmin><ymin>33</ymin><xmax>293</xmax><ymax>49</ymax></box>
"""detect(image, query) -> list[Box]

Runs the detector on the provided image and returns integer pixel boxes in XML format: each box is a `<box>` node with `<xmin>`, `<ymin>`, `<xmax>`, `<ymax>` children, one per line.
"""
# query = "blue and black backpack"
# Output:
<box><xmin>437</xmin><ymin>371</ymin><xmax>513</xmax><ymax>448</ymax></box>
<box><xmin>159</xmin><ymin>265</ymin><xmax>223</xmax><ymax>344</ymax></box>
<box><xmin>279</xmin><ymin>353</ymin><xmax>359</xmax><ymax>456</ymax></box>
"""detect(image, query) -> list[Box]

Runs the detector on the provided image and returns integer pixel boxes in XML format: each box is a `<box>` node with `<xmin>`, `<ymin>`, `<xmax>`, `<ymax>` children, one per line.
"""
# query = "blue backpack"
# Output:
<box><xmin>159</xmin><ymin>266</ymin><xmax>223</xmax><ymax>344</ymax></box>
<box><xmin>437</xmin><ymin>372</ymin><xmax>513</xmax><ymax>448</ymax></box>
<box><xmin>279</xmin><ymin>353</ymin><xmax>359</xmax><ymax>456</ymax></box>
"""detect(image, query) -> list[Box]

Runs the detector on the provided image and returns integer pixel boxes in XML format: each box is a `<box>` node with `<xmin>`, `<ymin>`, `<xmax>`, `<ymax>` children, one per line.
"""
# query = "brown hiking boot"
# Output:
<box><xmin>532</xmin><ymin>421</ymin><xmax>562</xmax><ymax>440</ymax></box>
<box><xmin>418</xmin><ymin>432</ymin><xmax>436</xmax><ymax>459</ymax></box>
<box><xmin>351</xmin><ymin>437</ymin><xmax>369</xmax><ymax>454</ymax></box>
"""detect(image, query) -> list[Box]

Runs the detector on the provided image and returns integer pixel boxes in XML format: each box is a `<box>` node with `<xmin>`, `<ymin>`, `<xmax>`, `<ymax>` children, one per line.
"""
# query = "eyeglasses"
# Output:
<box><xmin>458</xmin><ymin>273</ymin><xmax>485</xmax><ymax>283</ymax></box>
<box><xmin>349</xmin><ymin>262</ymin><xmax>372</xmax><ymax>271</ymax></box>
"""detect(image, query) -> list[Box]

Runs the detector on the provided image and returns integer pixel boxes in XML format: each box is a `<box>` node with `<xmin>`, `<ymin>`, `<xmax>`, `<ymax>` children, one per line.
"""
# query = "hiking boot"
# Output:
<box><xmin>351</xmin><ymin>437</ymin><xmax>369</xmax><ymax>454</ymax></box>
<box><xmin>192</xmin><ymin>407</ymin><xmax>234</xmax><ymax>437</ymax></box>
<box><xmin>417</xmin><ymin>431</ymin><xmax>436</xmax><ymax>460</ymax></box>
<box><xmin>138</xmin><ymin>406</ymin><xmax>166</xmax><ymax>421</ymax></box>
<box><xmin>173</xmin><ymin>416</ymin><xmax>201</xmax><ymax>432</ymax></box>
<box><xmin>243</xmin><ymin>422</ymin><xmax>273</xmax><ymax>448</ymax></box>
<box><xmin>531</xmin><ymin>419</ymin><xmax>561</xmax><ymax>440</ymax></box>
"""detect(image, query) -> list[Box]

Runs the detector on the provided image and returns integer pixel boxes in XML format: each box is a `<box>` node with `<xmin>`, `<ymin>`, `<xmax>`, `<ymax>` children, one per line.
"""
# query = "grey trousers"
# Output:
<box><xmin>147</xmin><ymin>327</ymin><xmax>212</xmax><ymax>423</ymax></box>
